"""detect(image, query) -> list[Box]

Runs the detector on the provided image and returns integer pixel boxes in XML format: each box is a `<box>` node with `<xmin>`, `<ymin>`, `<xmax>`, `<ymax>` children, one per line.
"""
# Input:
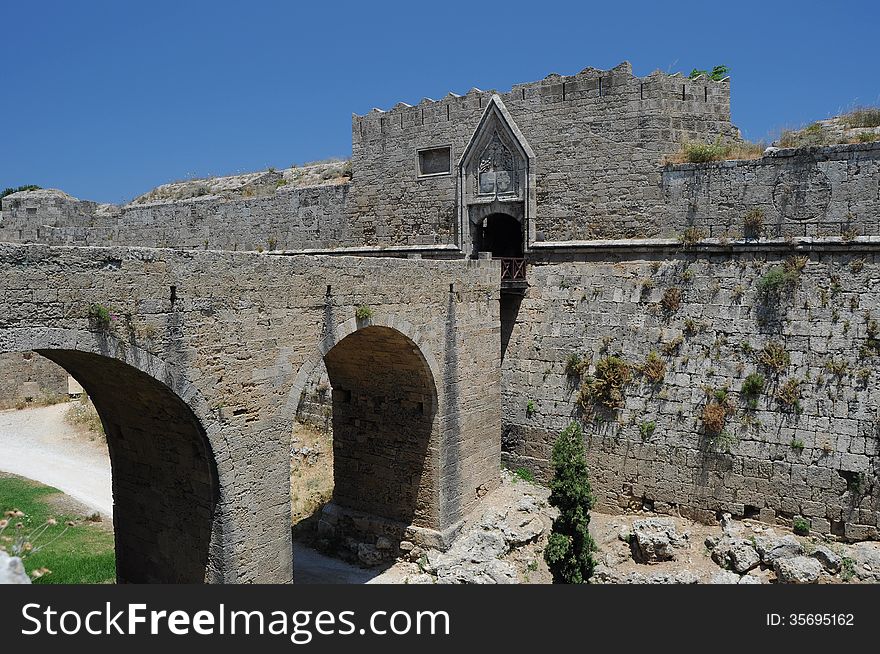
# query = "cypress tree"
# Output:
<box><xmin>544</xmin><ymin>421</ymin><xmax>597</xmax><ymax>583</ymax></box>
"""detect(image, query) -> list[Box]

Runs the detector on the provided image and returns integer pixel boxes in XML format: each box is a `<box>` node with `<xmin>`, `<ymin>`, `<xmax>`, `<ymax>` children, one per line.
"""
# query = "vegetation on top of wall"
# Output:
<box><xmin>355</xmin><ymin>305</ymin><xmax>373</xmax><ymax>321</ymax></box>
<box><xmin>688</xmin><ymin>65</ymin><xmax>731</xmax><ymax>81</ymax></box>
<box><xmin>777</xmin><ymin>108</ymin><xmax>880</xmax><ymax>148</ymax></box>
<box><xmin>677</xmin><ymin>227</ymin><xmax>706</xmax><ymax>248</ymax></box>
<box><xmin>577</xmin><ymin>355</ymin><xmax>632</xmax><ymax>411</ymax></box>
<box><xmin>844</xmin><ymin>108</ymin><xmax>880</xmax><ymax>129</ymax></box>
<box><xmin>1</xmin><ymin>185</ymin><xmax>41</xmax><ymax>201</ymax></box>
<box><xmin>666</xmin><ymin>139</ymin><xmax>764</xmax><ymax>165</ymax></box>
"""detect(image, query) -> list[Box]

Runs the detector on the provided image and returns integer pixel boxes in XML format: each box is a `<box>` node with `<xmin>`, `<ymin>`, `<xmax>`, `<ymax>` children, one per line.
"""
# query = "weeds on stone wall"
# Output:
<box><xmin>677</xmin><ymin>227</ymin><xmax>706</xmax><ymax>249</ymax></box>
<box><xmin>660</xmin><ymin>334</ymin><xmax>683</xmax><ymax>356</ymax></box>
<box><xmin>758</xmin><ymin>341</ymin><xmax>790</xmax><ymax>374</ymax></box>
<box><xmin>860</xmin><ymin>315</ymin><xmax>880</xmax><ymax>357</ymax></box>
<box><xmin>743</xmin><ymin>208</ymin><xmax>765</xmax><ymax>239</ymax></box>
<box><xmin>701</xmin><ymin>386</ymin><xmax>732</xmax><ymax>436</ymax></box>
<box><xmin>824</xmin><ymin>358</ymin><xmax>850</xmax><ymax>381</ymax></box>
<box><xmin>660</xmin><ymin>287</ymin><xmax>682</xmax><ymax>315</ymax></box>
<box><xmin>740</xmin><ymin>372</ymin><xmax>765</xmax><ymax>409</ymax></box>
<box><xmin>640</xmin><ymin>350</ymin><xmax>666</xmax><ymax>384</ymax></box>
<box><xmin>775</xmin><ymin>378</ymin><xmax>802</xmax><ymax>413</ymax></box>
<box><xmin>564</xmin><ymin>353</ymin><xmax>583</xmax><ymax>377</ymax></box>
<box><xmin>577</xmin><ymin>355</ymin><xmax>632</xmax><ymax>412</ymax></box>
<box><xmin>87</xmin><ymin>304</ymin><xmax>114</xmax><ymax>331</ymax></box>
<box><xmin>756</xmin><ymin>257</ymin><xmax>807</xmax><ymax>304</ymax></box>
<box><xmin>639</xmin><ymin>420</ymin><xmax>657</xmax><ymax>441</ymax></box>
<box><xmin>355</xmin><ymin>305</ymin><xmax>373</xmax><ymax>321</ymax></box>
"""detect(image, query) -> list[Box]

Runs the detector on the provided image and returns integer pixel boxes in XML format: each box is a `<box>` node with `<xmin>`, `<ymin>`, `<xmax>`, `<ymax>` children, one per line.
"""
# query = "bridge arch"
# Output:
<box><xmin>0</xmin><ymin>327</ymin><xmax>226</xmax><ymax>583</ymax></box>
<box><xmin>287</xmin><ymin>315</ymin><xmax>441</xmax><ymax>544</ymax></box>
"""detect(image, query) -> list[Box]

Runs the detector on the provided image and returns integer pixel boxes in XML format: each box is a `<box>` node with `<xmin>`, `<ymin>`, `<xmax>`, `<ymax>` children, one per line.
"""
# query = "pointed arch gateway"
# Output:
<box><xmin>457</xmin><ymin>95</ymin><xmax>536</xmax><ymax>260</ymax></box>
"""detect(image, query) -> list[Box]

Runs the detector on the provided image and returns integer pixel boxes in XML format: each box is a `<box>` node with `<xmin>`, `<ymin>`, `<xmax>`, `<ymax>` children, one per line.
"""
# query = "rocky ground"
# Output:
<box><xmin>338</xmin><ymin>470</ymin><xmax>880</xmax><ymax>584</ymax></box>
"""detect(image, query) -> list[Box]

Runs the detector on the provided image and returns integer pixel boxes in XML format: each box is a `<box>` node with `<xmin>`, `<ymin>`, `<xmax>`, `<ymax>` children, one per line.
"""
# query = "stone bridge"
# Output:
<box><xmin>0</xmin><ymin>243</ymin><xmax>501</xmax><ymax>583</ymax></box>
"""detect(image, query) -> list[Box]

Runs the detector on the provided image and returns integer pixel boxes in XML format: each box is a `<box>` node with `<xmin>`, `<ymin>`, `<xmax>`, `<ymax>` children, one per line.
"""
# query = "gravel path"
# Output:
<box><xmin>0</xmin><ymin>404</ymin><xmax>113</xmax><ymax>516</ymax></box>
<box><xmin>0</xmin><ymin>404</ymin><xmax>396</xmax><ymax>583</ymax></box>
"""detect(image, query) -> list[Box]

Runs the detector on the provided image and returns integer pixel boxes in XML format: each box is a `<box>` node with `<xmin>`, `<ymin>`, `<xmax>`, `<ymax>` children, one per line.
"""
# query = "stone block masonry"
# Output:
<box><xmin>661</xmin><ymin>142</ymin><xmax>880</xmax><ymax>241</ymax></box>
<box><xmin>0</xmin><ymin>244</ymin><xmax>501</xmax><ymax>582</ymax></box>
<box><xmin>0</xmin><ymin>351</ymin><xmax>68</xmax><ymax>409</ymax></box>
<box><xmin>502</xmin><ymin>246</ymin><xmax>880</xmax><ymax>540</ymax></box>
<box><xmin>2</xmin><ymin>59</ymin><xmax>880</xmax><ymax>556</ymax></box>
<box><xmin>0</xmin><ymin>184</ymin><xmax>353</xmax><ymax>252</ymax></box>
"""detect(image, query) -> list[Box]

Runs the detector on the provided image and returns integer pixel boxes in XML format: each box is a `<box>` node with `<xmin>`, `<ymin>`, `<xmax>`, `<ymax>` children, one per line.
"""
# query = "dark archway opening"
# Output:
<box><xmin>324</xmin><ymin>326</ymin><xmax>437</xmax><ymax>531</ymax></box>
<box><xmin>289</xmin><ymin>325</ymin><xmax>438</xmax><ymax>578</ymax></box>
<box><xmin>479</xmin><ymin>213</ymin><xmax>524</xmax><ymax>258</ymax></box>
<box><xmin>28</xmin><ymin>349</ymin><xmax>219</xmax><ymax>583</ymax></box>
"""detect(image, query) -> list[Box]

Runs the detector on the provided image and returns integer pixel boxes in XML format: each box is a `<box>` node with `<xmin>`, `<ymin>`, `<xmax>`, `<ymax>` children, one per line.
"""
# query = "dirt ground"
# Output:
<box><xmin>0</xmin><ymin>403</ymin><xmax>112</xmax><ymax>516</ymax></box>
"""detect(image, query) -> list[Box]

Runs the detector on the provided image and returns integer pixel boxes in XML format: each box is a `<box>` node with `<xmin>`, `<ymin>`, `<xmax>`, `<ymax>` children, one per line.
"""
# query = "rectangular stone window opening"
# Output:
<box><xmin>418</xmin><ymin>146</ymin><xmax>452</xmax><ymax>177</ymax></box>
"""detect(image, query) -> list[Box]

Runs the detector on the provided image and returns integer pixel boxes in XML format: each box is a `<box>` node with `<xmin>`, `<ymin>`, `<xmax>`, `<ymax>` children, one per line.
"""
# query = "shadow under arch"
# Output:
<box><xmin>287</xmin><ymin>317</ymin><xmax>440</xmax><ymax>542</ymax></box>
<box><xmin>1</xmin><ymin>328</ymin><xmax>221</xmax><ymax>583</ymax></box>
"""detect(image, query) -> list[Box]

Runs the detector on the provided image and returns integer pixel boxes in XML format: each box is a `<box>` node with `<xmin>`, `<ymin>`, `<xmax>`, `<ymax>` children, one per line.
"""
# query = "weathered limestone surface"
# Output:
<box><xmin>0</xmin><ymin>184</ymin><xmax>350</xmax><ymax>252</ymax></box>
<box><xmin>501</xmin><ymin>250</ymin><xmax>880</xmax><ymax>539</ymax></box>
<box><xmin>0</xmin><ymin>244</ymin><xmax>501</xmax><ymax>582</ymax></box>
<box><xmin>661</xmin><ymin>142</ymin><xmax>880</xmax><ymax>240</ymax></box>
<box><xmin>2</xmin><ymin>60</ymin><xmax>879</xmax><ymax>569</ymax></box>
<box><xmin>0</xmin><ymin>351</ymin><xmax>68</xmax><ymax>409</ymax></box>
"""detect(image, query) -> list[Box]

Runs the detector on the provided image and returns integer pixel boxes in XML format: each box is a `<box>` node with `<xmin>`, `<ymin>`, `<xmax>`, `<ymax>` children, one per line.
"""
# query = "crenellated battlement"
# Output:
<box><xmin>352</xmin><ymin>61</ymin><xmax>731</xmax><ymax>141</ymax></box>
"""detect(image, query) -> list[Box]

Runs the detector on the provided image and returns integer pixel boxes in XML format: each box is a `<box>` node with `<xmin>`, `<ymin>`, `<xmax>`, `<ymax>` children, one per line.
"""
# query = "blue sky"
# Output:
<box><xmin>2</xmin><ymin>0</ymin><xmax>878</xmax><ymax>204</ymax></box>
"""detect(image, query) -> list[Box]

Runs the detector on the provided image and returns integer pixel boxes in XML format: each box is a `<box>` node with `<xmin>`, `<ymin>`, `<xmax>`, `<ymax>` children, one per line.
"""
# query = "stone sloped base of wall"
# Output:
<box><xmin>314</xmin><ymin>502</ymin><xmax>460</xmax><ymax>567</ymax></box>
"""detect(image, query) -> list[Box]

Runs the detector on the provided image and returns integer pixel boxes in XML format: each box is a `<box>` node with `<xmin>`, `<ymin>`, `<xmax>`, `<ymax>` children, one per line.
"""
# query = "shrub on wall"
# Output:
<box><xmin>87</xmin><ymin>304</ymin><xmax>112</xmax><ymax>331</ymax></box>
<box><xmin>758</xmin><ymin>341</ymin><xmax>790</xmax><ymax>374</ymax></box>
<box><xmin>743</xmin><ymin>208</ymin><xmax>765</xmax><ymax>239</ymax></box>
<box><xmin>660</xmin><ymin>288</ymin><xmax>682</xmax><ymax>314</ymax></box>
<box><xmin>544</xmin><ymin>422</ymin><xmax>597</xmax><ymax>584</ymax></box>
<box><xmin>641</xmin><ymin>350</ymin><xmax>666</xmax><ymax>383</ymax></box>
<box><xmin>577</xmin><ymin>356</ymin><xmax>632</xmax><ymax>410</ymax></box>
<box><xmin>0</xmin><ymin>185</ymin><xmax>41</xmax><ymax>202</ymax></box>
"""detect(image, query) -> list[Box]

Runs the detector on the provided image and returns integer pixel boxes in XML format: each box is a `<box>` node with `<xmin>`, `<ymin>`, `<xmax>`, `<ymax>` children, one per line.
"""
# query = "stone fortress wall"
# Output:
<box><xmin>2</xmin><ymin>61</ymin><xmax>879</xmax><ymax>539</ymax></box>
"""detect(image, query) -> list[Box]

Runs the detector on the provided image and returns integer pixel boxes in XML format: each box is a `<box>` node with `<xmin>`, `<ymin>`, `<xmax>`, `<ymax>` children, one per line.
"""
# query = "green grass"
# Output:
<box><xmin>513</xmin><ymin>467</ymin><xmax>535</xmax><ymax>483</ymax></box>
<box><xmin>0</xmin><ymin>475</ymin><xmax>115</xmax><ymax>584</ymax></box>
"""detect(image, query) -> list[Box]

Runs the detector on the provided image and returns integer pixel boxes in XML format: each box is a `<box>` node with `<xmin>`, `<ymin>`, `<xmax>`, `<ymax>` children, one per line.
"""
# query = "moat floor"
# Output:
<box><xmin>0</xmin><ymin>403</ymin><xmax>111</xmax><ymax>516</ymax></box>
